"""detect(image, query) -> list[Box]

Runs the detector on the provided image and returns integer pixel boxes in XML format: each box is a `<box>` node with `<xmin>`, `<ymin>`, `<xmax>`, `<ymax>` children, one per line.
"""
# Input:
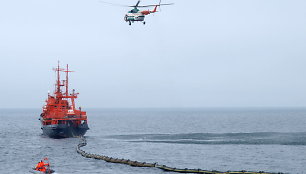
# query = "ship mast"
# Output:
<box><xmin>53</xmin><ymin>62</ymin><xmax>78</xmax><ymax>109</ymax></box>
<box><xmin>57</xmin><ymin>62</ymin><xmax>61</xmax><ymax>94</ymax></box>
<box><xmin>54</xmin><ymin>61</ymin><xmax>64</xmax><ymax>97</ymax></box>
<box><xmin>63</xmin><ymin>64</ymin><xmax>74</xmax><ymax>96</ymax></box>
<box><xmin>65</xmin><ymin>64</ymin><xmax>69</xmax><ymax>96</ymax></box>
<box><xmin>63</xmin><ymin>64</ymin><xmax>76</xmax><ymax>109</ymax></box>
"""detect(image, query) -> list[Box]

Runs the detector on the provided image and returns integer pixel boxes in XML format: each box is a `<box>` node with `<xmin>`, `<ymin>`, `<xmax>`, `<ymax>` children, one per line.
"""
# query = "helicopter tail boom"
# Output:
<box><xmin>152</xmin><ymin>5</ymin><xmax>158</xmax><ymax>13</ymax></box>
<box><xmin>141</xmin><ymin>5</ymin><xmax>158</xmax><ymax>15</ymax></box>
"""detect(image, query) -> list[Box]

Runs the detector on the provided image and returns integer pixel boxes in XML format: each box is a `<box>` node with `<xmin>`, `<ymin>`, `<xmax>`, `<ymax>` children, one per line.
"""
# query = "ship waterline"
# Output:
<box><xmin>42</xmin><ymin>122</ymin><xmax>89</xmax><ymax>138</ymax></box>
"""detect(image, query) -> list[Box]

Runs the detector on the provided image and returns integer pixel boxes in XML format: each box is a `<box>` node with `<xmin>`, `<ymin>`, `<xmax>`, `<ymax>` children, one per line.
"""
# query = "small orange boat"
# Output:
<box><xmin>39</xmin><ymin>63</ymin><xmax>89</xmax><ymax>138</ymax></box>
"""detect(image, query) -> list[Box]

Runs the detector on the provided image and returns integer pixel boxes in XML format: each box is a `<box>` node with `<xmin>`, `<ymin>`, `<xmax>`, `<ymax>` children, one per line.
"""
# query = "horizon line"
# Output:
<box><xmin>1</xmin><ymin>106</ymin><xmax>306</xmax><ymax>110</ymax></box>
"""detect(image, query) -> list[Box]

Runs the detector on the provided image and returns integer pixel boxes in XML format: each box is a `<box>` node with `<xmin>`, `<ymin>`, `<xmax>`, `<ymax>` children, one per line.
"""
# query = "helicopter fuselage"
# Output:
<box><xmin>124</xmin><ymin>13</ymin><xmax>145</xmax><ymax>22</ymax></box>
<box><xmin>124</xmin><ymin>8</ymin><xmax>146</xmax><ymax>25</ymax></box>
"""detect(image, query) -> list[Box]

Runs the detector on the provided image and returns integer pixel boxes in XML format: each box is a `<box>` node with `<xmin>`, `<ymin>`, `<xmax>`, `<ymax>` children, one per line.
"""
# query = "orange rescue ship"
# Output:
<box><xmin>40</xmin><ymin>63</ymin><xmax>89</xmax><ymax>138</ymax></box>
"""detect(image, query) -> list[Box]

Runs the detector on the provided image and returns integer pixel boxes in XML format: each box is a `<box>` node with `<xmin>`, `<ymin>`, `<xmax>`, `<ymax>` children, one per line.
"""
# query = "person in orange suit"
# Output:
<box><xmin>35</xmin><ymin>160</ymin><xmax>49</xmax><ymax>172</ymax></box>
<box><xmin>35</xmin><ymin>160</ymin><xmax>44</xmax><ymax>172</ymax></box>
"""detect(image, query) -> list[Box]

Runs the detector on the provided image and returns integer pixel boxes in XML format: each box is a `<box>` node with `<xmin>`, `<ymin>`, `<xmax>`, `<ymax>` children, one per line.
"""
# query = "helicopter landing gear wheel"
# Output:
<box><xmin>143</xmin><ymin>21</ymin><xmax>146</xmax><ymax>25</ymax></box>
<box><xmin>129</xmin><ymin>21</ymin><xmax>131</xmax><ymax>25</ymax></box>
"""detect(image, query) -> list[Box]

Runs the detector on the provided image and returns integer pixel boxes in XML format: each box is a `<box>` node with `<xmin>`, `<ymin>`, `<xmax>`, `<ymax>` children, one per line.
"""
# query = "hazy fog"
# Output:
<box><xmin>0</xmin><ymin>0</ymin><xmax>305</xmax><ymax>108</ymax></box>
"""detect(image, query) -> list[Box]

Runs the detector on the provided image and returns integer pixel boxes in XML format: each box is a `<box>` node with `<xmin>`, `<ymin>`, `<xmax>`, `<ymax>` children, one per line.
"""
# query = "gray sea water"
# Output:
<box><xmin>1</xmin><ymin>108</ymin><xmax>306</xmax><ymax>174</ymax></box>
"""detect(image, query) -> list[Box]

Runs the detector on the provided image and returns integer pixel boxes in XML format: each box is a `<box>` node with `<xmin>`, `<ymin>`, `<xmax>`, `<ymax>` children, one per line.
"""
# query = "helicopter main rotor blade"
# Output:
<box><xmin>129</xmin><ymin>3</ymin><xmax>174</xmax><ymax>8</ymax></box>
<box><xmin>99</xmin><ymin>0</ymin><xmax>173</xmax><ymax>8</ymax></box>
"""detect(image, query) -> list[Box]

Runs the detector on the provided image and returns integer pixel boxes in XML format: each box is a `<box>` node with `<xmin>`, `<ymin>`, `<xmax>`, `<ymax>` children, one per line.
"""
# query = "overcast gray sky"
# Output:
<box><xmin>0</xmin><ymin>0</ymin><xmax>305</xmax><ymax>108</ymax></box>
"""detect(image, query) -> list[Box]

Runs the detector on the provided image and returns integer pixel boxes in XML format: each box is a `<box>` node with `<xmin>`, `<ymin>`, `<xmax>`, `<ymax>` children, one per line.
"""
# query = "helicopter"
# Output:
<box><xmin>100</xmin><ymin>0</ymin><xmax>173</xmax><ymax>25</ymax></box>
<box><xmin>124</xmin><ymin>0</ymin><xmax>173</xmax><ymax>25</ymax></box>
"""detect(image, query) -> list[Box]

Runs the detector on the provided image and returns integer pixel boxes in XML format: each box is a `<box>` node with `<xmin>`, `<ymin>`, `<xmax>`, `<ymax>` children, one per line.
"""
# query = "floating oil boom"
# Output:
<box><xmin>77</xmin><ymin>136</ymin><xmax>282</xmax><ymax>174</ymax></box>
<box><xmin>40</xmin><ymin>63</ymin><xmax>89</xmax><ymax>138</ymax></box>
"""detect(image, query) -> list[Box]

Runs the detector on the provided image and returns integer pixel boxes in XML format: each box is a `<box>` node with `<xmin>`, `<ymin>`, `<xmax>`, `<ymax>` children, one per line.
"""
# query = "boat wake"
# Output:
<box><xmin>106</xmin><ymin>132</ymin><xmax>306</xmax><ymax>145</ymax></box>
